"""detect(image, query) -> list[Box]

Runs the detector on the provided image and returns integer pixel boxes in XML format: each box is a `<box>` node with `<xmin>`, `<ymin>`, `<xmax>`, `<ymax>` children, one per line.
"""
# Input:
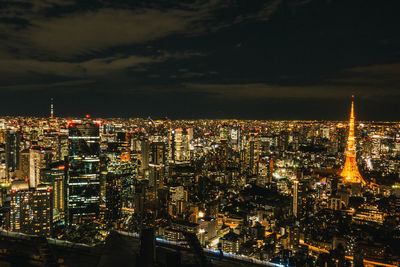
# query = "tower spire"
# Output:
<box><xmin>50</xmin><ymin>98</ymin><xmax>54</xmax><ymax>119</ymax></box>
<box><xmin>340</xmin><ymin>98</ymin><xmax>365</xmax><ymax>184</ymax></box>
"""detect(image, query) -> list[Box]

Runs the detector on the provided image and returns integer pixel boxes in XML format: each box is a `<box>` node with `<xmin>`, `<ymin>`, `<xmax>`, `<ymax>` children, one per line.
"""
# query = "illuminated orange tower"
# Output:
<box><xmin>340</xmin><ymin>98</ymin><xmax>365</xmax><ymax>184</ymax></box>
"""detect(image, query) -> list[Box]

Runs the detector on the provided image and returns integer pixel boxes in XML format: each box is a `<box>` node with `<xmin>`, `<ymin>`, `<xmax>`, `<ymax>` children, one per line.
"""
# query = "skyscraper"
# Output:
<box><xmin>149</xmin><ymin>138</ymin><xmax>167</xmax><ymax>199</ymax></box>
<box><xmin>244</xmin><ymin>132</ymin><xmax>260</xmax><ymax>176</ymax></box>
<box><xmin>67</xmin><ymin>121</ymin><xmax>100</xmax><ymax>225</ymax></box>
<box><xmin>340</xmin><ymin>100</ymin><xmax>366</xmax><ymax>184</ymax></box>
<box><xmin>292</xmin><ymin>180</ymin><xmax>298</xmax><ymax>218</ymax></box>
<box><xmin>140</xmin><ymin>136</ymin><xmax>150</xmax><ymax>177</ymax></box>
<box><xmin>41</xmin><ymin>162</ymin><xmax>66</xmax><ymax>223</ymax></box>
<box><xmin>9</xmin><ymin>181</ymin><xmax>53</xmax><ymax>236</ymax></box>
<box><xmin>19</xmin><ymin>147</ymin><xmax>56</xmax><ymax>188</ymax></box>
<box><xmin>105</xmin><ymin>168</ymin><xmax>122</xmax><ymax>224</ymax></box>
<box><xmin>5</xmin><ymin>129</ymin><xmax>20</xmax><ymax>179</ymax></box>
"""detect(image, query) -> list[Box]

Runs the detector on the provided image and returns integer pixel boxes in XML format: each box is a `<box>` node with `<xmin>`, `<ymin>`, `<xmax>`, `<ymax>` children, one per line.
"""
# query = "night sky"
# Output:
<box><xmin>0</xmin><ymin>0</ymin><xmax>399</xmax><ymax>120</ymax></box>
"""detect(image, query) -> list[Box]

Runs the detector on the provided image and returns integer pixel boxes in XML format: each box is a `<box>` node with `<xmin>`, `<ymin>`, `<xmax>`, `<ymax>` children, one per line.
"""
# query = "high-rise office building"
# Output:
<box><xmin>244</xmin><ymin>133</ymin><xmax>260</xmax><ymax>176</ymax></box>
<box><xmin>67</xmin><ymin>121</ymin><xmax>100</xmax><ymax>225</ymax></box>
<box><xmin>371</xmin><ymin>135</ymin><xmax>382</xmax><ymax>159</ymax></box>
<box><xmin>57</xmin><ymin>129</ymin><xmax>69</xmax><ymax>161</ymax></box>
<box><xmin>168</xmin><ymin>186</ymin><xmax>187</xmax><ymax>217</ymax></box>
<box><xmin>173</xmin><ymin>128</ymin><xmax>190</xmax><ymax>162</ymax></box>
<box><xmin>19</xmin><ymin>148</ymin><xmax>43</xmax><ymax>188</ymax></box>
<box><xmin>105</xmin><ymin>169</ymin><xmax>122</xmax><ymax>223</ymax></box>
<box><xmin>292</xmin><ymin>180</ymin><xmax>299</xmax><ymax>218</ymax></box>
<box><xmin>41</xmin><ymin>162</ymin><xmax>66</xmax><ymax>224</ymax></box>
<box><xmin>19</xmin><ymin>147</ymin><xmax>56</xmax><ymax>188</ymax></box>
<box><xmin>9</xmin><ymin>181</ymin><xmax>29</xmax><ymax>233</ymax></box>
<box><xmin>5</xmin><ymin>129</ymin><xmax>20</xmax><ymax>179</ymax></box>
<box><xmin>168</xmin><ymin>129</ymin><xmax>175</xmax><ymax>162</ymax></box>
<box><xmin>230</xmin><ymin>126</ymin><xmax>241</xmax><ymax>152</ymax></box>
<box><xmin>30</xmin><ymin>185</ymin><xmax>53</xmax><ymax>236</ymax></box>
<box><xmin>140</xmin><ymin>136</ymin><xmax>150</xmax><ymax>177</ymax></box>
<box><xmin>149</xmin><ymin>138</ymin><xmax>167</xmax><ymax>199</ymax></box>
<box><xmin>105</xmin><ymin>162</ymin><xmax>137</xmax><ymax>223</ymax></box>
<box><xmin>9</xmin><ymin>181</ymin><xmax>53</xmax><ymax>236</ymax></box>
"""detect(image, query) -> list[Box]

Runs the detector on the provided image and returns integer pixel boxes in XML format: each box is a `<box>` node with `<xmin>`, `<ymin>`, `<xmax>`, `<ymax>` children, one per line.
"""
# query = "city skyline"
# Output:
<box><xmin>0</xmin><ymin>1</ymin><xmax>400</xmax><ymax>266</ymax></box>
<box><xmin>0</xmin><ymin>103</ymin><xmax>399</xmax><ymax>266</ymax></box>
<box><xmin>3</xmin><ymin>96</ymin><xmax>399</xmax><ymax>123</ymax></box>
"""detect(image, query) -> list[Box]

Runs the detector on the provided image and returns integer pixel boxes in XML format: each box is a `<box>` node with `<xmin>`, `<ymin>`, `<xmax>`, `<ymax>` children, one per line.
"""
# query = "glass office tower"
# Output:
<box><xmin>67</xmin><ymin>121</ymin><xmax>100</xmax><ymax>225</ymax></box>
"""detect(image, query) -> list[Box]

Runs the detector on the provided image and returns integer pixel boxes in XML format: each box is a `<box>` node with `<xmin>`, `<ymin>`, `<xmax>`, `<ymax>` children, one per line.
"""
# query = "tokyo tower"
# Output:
<box><xmin>340</xmin><ymin>99</ymin><xmax>366</xmax><ymax>184</ymax></box>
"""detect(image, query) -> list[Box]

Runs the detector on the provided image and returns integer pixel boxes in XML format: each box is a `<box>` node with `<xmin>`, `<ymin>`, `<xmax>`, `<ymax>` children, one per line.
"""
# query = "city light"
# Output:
<box><xmin>0</xmin><ymin>98</ymin><xmax>398</xmax><ymax>267</ymax></box>
<box><xmin>0</xmin><ymin>1</ymin><xmax>398</xmax><ymax>265</ymax></box>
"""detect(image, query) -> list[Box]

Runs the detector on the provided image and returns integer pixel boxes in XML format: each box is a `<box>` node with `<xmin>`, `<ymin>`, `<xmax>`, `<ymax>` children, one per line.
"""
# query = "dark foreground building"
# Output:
<box><xmin>0</xmin><ymin>229</ymin><xmax>274</xmax><ymax>267</ymax></box>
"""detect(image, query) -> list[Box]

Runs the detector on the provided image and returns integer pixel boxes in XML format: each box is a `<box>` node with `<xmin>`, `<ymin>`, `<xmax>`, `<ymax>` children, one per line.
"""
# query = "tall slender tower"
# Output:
<box><xmin>292</xmin><ymin>180</ymin><xmax>298</xmax><ymax>217</ymax></box>
<box><xmin>340</xmin><ymin>98</ymin><xmax>365</xmax><ymax>184</ymax></box>
<box><xmin>50</xmin><ymin>98</ymin><xmax>54</xmax><ymax>119</ymax></box>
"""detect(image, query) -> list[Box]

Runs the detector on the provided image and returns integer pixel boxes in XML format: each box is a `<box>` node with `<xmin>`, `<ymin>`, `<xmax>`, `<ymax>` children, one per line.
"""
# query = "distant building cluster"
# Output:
<box><xmin>0</xmin><ymin>102</ymin><xmax>399</xmax><ymax>266</ymax></box>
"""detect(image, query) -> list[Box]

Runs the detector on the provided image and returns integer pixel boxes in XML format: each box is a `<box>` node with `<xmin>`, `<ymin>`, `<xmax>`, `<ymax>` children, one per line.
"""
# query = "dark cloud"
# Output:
<box><xmin>0</xmin><ymin>0</ymin><xmax>399</xmax><ymax>120</ymax></box>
